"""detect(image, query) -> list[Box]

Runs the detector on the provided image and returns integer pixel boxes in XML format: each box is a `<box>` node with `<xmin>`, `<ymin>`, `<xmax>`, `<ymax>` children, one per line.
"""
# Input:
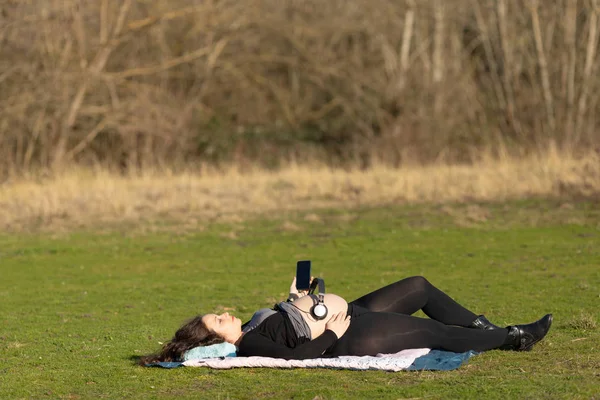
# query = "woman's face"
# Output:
<box><xmin>202</xmin><ymin>312</ymin><xmax>242</xmax><ymax>343</ymax></box>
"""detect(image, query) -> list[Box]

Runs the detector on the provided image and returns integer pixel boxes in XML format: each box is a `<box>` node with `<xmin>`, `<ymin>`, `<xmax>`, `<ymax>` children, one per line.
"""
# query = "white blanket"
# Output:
<box><xmin>183</xmin><ymin>348</ymin><xmax>431</xmax><ymax>372</ymax></box>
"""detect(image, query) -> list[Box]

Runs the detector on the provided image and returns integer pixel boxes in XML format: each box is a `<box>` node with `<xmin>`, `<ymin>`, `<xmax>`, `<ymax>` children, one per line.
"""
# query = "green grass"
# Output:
<box><xmin>1</xmin><ymin>202</ymin><xmax>599</xmax><ymax>399</ymax></box>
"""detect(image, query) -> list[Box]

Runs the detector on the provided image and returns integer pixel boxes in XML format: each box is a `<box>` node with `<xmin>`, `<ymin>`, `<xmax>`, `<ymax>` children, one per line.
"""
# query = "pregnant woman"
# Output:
<box><xmin>141</xmin><ymin>276</ymin><xmax>552</xmax><ymax>362</ymax></box>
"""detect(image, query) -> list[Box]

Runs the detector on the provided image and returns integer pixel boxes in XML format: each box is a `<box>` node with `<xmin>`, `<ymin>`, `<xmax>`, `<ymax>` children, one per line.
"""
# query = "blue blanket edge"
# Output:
<box><xmin>407</xmin><ymin>349</ymin><xmax>478</xmax><ymax>371</ymax></box>
<box><xmin>146</xmin><ymin>350</ymin><xmax>478</xmax><ymax>371</ymax></box>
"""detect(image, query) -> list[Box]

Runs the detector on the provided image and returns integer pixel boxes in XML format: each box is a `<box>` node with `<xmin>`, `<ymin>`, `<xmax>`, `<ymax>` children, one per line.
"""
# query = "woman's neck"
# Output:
<box><xmin>233</xmin><ymin>332</ymin><xmax>245</xmax><ymax>347</ymax></box>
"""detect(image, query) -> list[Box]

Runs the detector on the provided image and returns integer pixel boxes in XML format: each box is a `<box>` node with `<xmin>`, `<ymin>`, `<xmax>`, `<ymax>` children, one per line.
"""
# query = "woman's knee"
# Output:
<box><xmin>404</xmin><ymin>275</ymin><xmax>430</xmax><ymax>289</ymax></box>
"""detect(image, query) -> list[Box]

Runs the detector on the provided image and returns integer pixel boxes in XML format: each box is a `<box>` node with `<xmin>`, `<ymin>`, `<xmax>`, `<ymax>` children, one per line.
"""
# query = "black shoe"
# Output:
<box><xmin>500</xmin><ymin>314</ymin><xmax>553</xmax><ymax>351</ymax></box>
<box><xmin>470</xmin><ymin>315</ymin><xmax>502</xmax><ymax>330</ymax></box>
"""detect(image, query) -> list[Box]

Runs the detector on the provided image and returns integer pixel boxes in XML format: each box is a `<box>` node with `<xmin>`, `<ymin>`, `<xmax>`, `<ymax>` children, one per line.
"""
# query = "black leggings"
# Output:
<box><xmin>325</xmin><ymin>276</ymin><xmax>508</xmax><ymax>357</ymax></box>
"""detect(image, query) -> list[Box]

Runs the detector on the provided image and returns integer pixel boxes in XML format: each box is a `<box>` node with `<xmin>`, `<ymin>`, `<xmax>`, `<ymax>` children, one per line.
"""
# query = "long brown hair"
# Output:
<box><xmin>139</xmin><ymin>315</ymin><xmax>225</xmax><ymax>365</ymax></box>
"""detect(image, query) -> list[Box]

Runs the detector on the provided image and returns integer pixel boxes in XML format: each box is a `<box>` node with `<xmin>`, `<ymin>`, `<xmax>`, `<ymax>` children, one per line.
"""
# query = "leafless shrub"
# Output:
<box><xmin>1</xmin><ymin>0</ymin><xmax>600</xmax><ymax>176</ymax></box>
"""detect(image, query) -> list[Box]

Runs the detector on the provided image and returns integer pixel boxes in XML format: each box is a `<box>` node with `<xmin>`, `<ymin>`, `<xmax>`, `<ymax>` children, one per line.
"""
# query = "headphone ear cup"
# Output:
<box><xmin>312</xmin><ymin>303</ymin><xmax>328</xmax><ymax>320</ymax></box>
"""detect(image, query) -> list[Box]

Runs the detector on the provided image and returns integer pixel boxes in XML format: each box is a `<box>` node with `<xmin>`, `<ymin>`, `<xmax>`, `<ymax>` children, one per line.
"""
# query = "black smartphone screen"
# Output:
<box><xmin>296</xmin><ymin>260</ymin><xmax>312</xmax><ymax>290</ymax></box>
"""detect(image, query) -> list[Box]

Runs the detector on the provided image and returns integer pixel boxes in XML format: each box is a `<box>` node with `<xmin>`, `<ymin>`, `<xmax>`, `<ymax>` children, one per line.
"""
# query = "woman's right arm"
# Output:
<box><xmin>237</xmin><ymin>312</ymin><xmax>350</xmax><ymax>360</ymax></box>
<box><xmin>237</xmin><ymin>330</ymin><xmax>338</xmax><ymax>360</ymax></box>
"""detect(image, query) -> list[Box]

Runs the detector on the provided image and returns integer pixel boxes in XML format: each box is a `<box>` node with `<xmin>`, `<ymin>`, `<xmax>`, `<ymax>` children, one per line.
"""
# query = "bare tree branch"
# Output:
<box><xmin>64</xmin><ymin>117</ymin><xmax>110</xmax><ymax>160</ymax></box>
<box><xmin>575</xmin><ymin>0</ymin><xmax>600</xmax><ymax>141</ymax></box>
<box><xmin>398</xmin><ymin>0</ymin><xmax>415</xmax><ymax>91</ymax></box>
<box><xmin>529</xmin><ymin>0</ymin><xmax>556</xmax><ymax>134</ymax></box>
<box><xmin>564</xmin><ymin>0</ymin><xmax>578</xmax><ymax>139</ymax></box>
<box><xmin>65</xmin><ymin>0</ymin><xmax>132</xmax><ymax>129</ymax></box>
<box><xmin>105</xmin><ymin>38</ymin><xmax>229</xmax><ymax>80</ymax></box>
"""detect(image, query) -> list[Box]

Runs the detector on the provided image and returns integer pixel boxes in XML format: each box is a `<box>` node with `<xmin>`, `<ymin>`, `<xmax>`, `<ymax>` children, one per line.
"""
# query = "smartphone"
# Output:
<box><xmin>296</xmin><ymin>260</ymin><xmax>312</xmax><ymax>291</ymax></box>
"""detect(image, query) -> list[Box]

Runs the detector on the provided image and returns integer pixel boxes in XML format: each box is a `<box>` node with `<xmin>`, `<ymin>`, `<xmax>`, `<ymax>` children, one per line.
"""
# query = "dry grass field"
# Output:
<box><xmin>1</xmin><ymin>147</ymin><xmax>598</xmax><ymax>232</ymax></box>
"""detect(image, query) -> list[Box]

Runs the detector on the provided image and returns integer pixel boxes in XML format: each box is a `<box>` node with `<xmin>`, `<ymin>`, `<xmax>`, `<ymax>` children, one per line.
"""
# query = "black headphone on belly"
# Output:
<box><xmin>308</xmin><ymin>278</ymin><xmax>328</xmax><ymax>320</ymax></box>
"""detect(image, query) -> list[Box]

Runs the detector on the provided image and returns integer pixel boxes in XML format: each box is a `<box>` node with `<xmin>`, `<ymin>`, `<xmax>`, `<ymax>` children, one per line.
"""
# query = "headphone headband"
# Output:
<box><xmin>309</xmin><ymin>278</ymin><xmax>325</xmax><ymax>297</ymax></box>
<box><xmin>308</xmin><ymin>278</ymin><xmax>328</xmax><ymax>320</ymax></box>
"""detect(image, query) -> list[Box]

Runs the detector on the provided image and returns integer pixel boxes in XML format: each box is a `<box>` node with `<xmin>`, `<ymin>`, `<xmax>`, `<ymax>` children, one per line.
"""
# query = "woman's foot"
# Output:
<box><xmin>470</xmin><ymin>315</ymin><xmax>502</xmax><ymax>330</ymax></box>
<box><xmin>500</xmin><ymin>314</ymin><xmax>553</xmax><ymax>351</ymax></box>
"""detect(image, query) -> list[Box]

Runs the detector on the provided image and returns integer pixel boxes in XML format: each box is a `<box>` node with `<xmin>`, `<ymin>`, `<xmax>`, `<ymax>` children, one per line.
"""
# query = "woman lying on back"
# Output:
<box><xmin>141</xmin><ymin>276</ymin><xmax>552</xmax><ymax>362</ymax></box>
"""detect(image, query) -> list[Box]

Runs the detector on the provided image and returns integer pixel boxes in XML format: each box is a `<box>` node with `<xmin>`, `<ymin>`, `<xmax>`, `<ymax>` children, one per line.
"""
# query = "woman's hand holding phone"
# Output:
<box><xmin>288</xmin><ymin>276</ymin><xmax>314</xmax><ymax>300</ymax></box>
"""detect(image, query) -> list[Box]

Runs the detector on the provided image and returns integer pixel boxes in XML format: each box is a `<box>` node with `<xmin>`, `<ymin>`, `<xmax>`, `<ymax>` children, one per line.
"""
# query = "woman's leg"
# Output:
<box><xmin>326</xmin><ymin>311</ymin><xmax>508</xmax><ymax>357</ymax></box>
<box><xmin>349</xmin><ymin>276</ymin><xmax>478</xmax><ymax>326</ymax></box>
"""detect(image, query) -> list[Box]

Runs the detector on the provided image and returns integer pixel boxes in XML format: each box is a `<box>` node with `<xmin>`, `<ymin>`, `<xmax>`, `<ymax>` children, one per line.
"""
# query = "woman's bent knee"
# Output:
<box><xmin>405</xmin><ymin>275</ymin><xmax>429</xmax><ymax>287</ymax></box>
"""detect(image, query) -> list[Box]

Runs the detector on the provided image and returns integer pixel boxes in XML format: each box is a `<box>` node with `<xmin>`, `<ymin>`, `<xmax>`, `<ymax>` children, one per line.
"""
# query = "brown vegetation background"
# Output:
<box><xmin>2</xmin><ymin>0</ymin><xmax>600</xmax><ymax>231</ymax></box>
<box><xmin>2</xmin><ymin>0</ymin><xmax>600</xmax><ymax>175</ymax></box>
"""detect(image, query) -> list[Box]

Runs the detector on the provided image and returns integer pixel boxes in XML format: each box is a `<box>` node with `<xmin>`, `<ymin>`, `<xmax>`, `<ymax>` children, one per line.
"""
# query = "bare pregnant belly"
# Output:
<box><xmin>292</xmin><ymin>294</ymin><xmax>348</xmax><ymax>339</ymax></box>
